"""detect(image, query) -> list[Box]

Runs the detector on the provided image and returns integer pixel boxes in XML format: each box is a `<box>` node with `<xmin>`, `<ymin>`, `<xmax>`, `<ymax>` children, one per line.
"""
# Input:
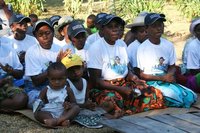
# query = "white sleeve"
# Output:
<box><xmin>87</xmin><ymin>44</ymin><xmax>103</xmax><ymax>70</ymax></box>
<box><xmin>186</xmin><ymin>49</ymin><xmax>200</xmax><ymax>69</ymax></box>
<box><xmin>25</xmin><ymin>49</ymin><xmax>43</xmax><ymax>76</ymax></box>
<box><xmin>127</xmin><ymin>42</ymin><xmax>134</xmax><ymax>67</ymax></box>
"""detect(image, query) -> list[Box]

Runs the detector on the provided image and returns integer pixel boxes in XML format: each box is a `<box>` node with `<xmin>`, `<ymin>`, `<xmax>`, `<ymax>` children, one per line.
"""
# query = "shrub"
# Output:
<box><xmin>114</xmin><ymin>0</ymin><xmax>165</xmax><ymax>23</ymax></box>
<box><xmin>5</xmin><ymin>0</ymin><xmax>45</xmax><ymax>16</ymax></box>
<box><xmin>174</xmin><ymin>0</ymin><xmax>200</xmax><ymax>19</ymax></box>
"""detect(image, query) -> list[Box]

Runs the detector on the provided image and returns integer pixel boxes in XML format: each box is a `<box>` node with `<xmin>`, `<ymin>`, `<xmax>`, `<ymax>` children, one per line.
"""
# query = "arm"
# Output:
<box><xmin>31</xmin><ymin>71</ymin><xmax>48</xmax><ymax>87</ymax></box>
<box><xmin>88</xmin><ymin>68</ymin><xmax>133</xmax><ymax>97</ymax></box>
<box><xmin>0</xmin><ymin>63</ymin><xmax>23</xmax><ymax>79</ymax></box>
<box><xmin>139</xmin><ymin>64</ymin><xmax>176</xmax><ymax>83</ymax></box>
<box><xmin>0</xmin><ymin>0</ymin><xmax>12</xmax><ymax>20</ymax></box>
<box><xmin>38</xmin><ymin>87</ymin><xmax>48</xmax><ymax>103</ymax></box>
<box><xmin>78</xmin><ymin>82</ymin><xmax>96</xmax><ymax>110</ymax></box>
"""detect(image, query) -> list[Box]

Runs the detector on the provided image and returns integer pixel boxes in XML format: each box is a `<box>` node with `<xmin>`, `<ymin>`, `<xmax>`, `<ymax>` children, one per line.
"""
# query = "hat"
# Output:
<box><xmin>67</xmin><ymin>20</ymin><xmax>86</xmax><ymax>38</ymax></box>
<box><xmin>95</xmin><ymin>13</ymin><xmax>107</xmax><ymax>24</ymax></box>
<box><xmin>126</xmin><ymin>16</ymin><xmax>146</xmax><ymax>28</ymax></box>
<box><xmin>56</xmin><ymin>16</ymin><xmax>73</xmax><ymax>32</ymax></box>
<box><xmin>145</xmin><ymin>13</ymin><xmax>166</xmax><ymax>25</ymax></box>
<box><xmin>101</xmin><ymin>14</ymin><xmax>123</xmax><ymax>26</ymax></box>
<box><xmin>9</xmin><ymin>14</ymin><xmax>31</xmax><ymax>26</ymax></box>
<box><xmin>189</xmin><ymin>18</ymin><xmax>200</xmax><ymax>35</ymax></box>
<box><xmin>61</xmin><ymin>54</ymin><xmax>83</xmax><ymax>69</ymax></box>
<box><xmin>32</xmin><ymin>19</ymin><xmax>53</xmax><ymax>36</ymax></box>
<box><xmin>49</xmin><ymin>15</ymin><xmax>61</xmax><ymax>27</ymax></box>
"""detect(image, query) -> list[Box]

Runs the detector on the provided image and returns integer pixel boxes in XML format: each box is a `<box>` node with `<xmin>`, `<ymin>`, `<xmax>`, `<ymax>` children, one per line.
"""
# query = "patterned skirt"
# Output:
<box><xmin>90</xmin><ymin>78</ymin><xmax>165</xmax><ymax>115</ymax></box>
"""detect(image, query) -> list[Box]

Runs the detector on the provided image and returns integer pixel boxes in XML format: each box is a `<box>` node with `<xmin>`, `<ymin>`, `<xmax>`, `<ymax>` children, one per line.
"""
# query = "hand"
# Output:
<box><xmin>63</xmin><ymin>101</ymin><xmax>72</xmax><ymax>110</ymax></box>
<box><xmin>18</xmin><ymin>51</ymin><xmax>26</xmax><ymax>63</ymax></box>
<box><xmin>85</xmin><ymin>99</ymin><xmax>96</xmax><ymax>110</ymax></box>
<box><xmin>57</xmin><ymin>49</ymin><xmax>72</xmax><ymax>62</ymax></box>
<box><xmin>128</xmin><ymin>75</ymin><xmax>148</xmax><ymax>90</ymax></box>
<box><xmin>162</xmin><ymin>73</ymin><xmax>176</xmax><ymax>83</ymax></box>
<box><xmin>118</xmin><ymin>86</ymin><xmax>133</xmax><ymax>98</ymax></box>
<box><xmin>0</xmin><ymin>63</ymin><xmax>13</xmax><ymax>74</ymax></box>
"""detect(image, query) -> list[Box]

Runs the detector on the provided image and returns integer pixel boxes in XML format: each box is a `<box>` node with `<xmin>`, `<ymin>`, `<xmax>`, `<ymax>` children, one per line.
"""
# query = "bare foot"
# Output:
<box><xmin>61</xmin><ymin>120</ymin><xmax>70</xmax><ymax>127</ymax></box>
<box><xmin>44</xmin><ymin>118</ymin><xmax>58</xmax><ymax>127</ymax></box>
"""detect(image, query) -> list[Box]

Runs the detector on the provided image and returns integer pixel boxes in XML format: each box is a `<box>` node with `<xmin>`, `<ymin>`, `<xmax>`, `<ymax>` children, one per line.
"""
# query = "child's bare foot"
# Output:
<box><xmin>44</xmin><ymin>118</ymin><xmax>58</xmax><ymax>127</ymax></box>
<box><xmin>61</xmin><ymin>120</ymin><xmax>70</xmax><ymax>127</ymax></box>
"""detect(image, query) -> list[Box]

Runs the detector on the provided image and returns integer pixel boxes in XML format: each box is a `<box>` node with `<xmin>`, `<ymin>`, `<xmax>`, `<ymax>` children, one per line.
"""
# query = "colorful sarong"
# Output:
<box><xmin>147</xmin><ymin>81</ymin><xmax>197</xmax><ymax>108</ymax></box>
<box><xmin>90</xmin><ymin>79</ymin><xmax>165</xmax><ymax>115</ymax></box>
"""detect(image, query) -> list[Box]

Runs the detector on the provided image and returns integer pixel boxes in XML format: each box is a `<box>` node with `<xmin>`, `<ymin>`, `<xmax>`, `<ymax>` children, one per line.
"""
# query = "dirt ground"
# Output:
<box><xmin>0</xmin><ymin>1</ymin><xmax>192</xmax><ymax>133</ymax></box>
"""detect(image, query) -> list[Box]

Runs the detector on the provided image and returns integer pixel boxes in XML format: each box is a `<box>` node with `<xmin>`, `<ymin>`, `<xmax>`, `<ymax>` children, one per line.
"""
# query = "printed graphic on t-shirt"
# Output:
<box><xmin>153</xmin><ymin>57</ymin><xmax>168</xmax><ymax>74</ymax></box>
<box><xmin>108</xmin><ymin>56</ymin><xmax>126</xmax><ymax>75</ymax></box>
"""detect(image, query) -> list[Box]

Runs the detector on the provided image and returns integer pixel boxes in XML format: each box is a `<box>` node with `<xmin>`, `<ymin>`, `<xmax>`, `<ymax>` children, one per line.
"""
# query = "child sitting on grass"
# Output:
<box><xmin>62</xmin><ymin>54</ymin><xmax>95</xmax><ymax>110</ymax></box>
<box><xmin>33</xmin><ymin>62</ymin><xmax>80</xmax><ymax>127</ymax></box>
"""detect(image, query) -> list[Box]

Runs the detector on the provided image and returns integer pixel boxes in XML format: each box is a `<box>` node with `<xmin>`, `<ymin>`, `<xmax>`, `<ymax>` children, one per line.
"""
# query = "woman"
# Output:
<box><xmin>87</xmin><ymin>14</ymin><xmax>165</xmax><ymax>118</ymax></box>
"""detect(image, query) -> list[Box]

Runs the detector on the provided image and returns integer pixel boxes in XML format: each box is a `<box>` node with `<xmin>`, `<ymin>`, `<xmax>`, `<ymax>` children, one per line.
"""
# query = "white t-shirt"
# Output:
<box><xmin>25</xmin><ymin>43</ymin><xmax>61</xmax><ymax>76</ymax></box>
<box><xmin>9</xmin><ymin>34</ymin><xmax>37</xmax><ymax>54</ymax></box>
<box><xmin>186</xmin><ymin>38</ymin><xmax>200</xmax><ymax>69</ymax></box>
<box><xmin>127</xmin><ymin>40</ymin><xmax>141</xmax><ymax>68</ymax></box>
<box><xmin>87</xmin><ymin>38</ymin><xmax>128</xmax><ymax>80</ymax></box>
<box><xmin>0</xmin><ymin>37</ymin><xmax>23</xmax><ymax>75</ymax></box>
<box><xmin>137</xmin><ymin>38</ymin><xmax>176</xmax><ymax>75</ymax></box>
<box><xmin>182</xmin><ymin>37</ymin><xmax>195</xmax><ymax>65</ymax></box>
<box><xmin>67</xmin><ymin>78</ymin><xmax>87</xmax><ymax>104</ymax></box>
<box><xmin>85</xmin><ymin>32</ymin><xmax>101</xmax><ymax>50</ymax></box>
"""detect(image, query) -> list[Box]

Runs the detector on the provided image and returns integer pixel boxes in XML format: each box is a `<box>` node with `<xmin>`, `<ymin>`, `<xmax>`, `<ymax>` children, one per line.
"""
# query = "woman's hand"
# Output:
<box><xmin>162</xmin><ymin>73</ymin><xmax>176</xmax><ymax>83</ymax></box>
<box><xmin>57</xmin><ymin>49</ymin><xmax>72</xmax><ymax>62</ymax></box>
<box><xmin>0</xmin><ymin>63</ymin><xmax>13</xmax><ymax>74</ymax></box>
<box><xmin>128</xmin><ymin>74</ymin><xmax>148</xmax><ymax>90</ymax></box>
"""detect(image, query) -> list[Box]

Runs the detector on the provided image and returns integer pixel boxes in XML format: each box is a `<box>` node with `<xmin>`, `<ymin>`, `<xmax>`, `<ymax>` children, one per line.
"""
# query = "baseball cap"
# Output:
<box><xmin>189</xmin><ymin>18</ymin><xmax>200</xmax><ymax>35</ymax></box>
<box><xmin>67</xmin><ymin>20</ymin><xmax>86</xmax><ymax>38</ymax></box>
<box><xmin>9</xmin><ymin>14</ymin><xmax>31</xmax><ymax>26</ymax></box>
<box><xmin>126</xmin><ymin>16</ymin><xmax>146</xmax><ymax>28</ymax></box>
<box><xmin>95</xmin><ymin>13</ymin><xmax>107</xmax><ymax>24</ymax></box>
<box><xmin>32</xmin><ymin>19</ymin><xmax>53</xmax><ymax>36</ymax></box>
<box><xmin>101</xmin><ymin>14</ymin><xmax>124</xmax><ymax>26</ymax></box>
<box><xmin>61</xmin><ymin>54</ymin><xmax>83</xmax><ymax>69</ymax></box>
<box><xmin>56</xmin><ymin>16</ymin><xmax>73</xmax><ymax>32</ymax></box>
<box><xmin>145</xmin><ymin>13</ymin><xmax>166</xmax><ymax>25</ymax></box>
<box><xmin>49</xmin><ymin>15</ymin><xmax>61</xmax><ymax>27</ymax></box>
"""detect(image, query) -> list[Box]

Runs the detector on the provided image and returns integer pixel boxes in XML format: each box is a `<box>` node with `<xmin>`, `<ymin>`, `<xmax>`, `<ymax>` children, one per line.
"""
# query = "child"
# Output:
<box><xmin>33</xmin><ymin>62</ymin><xmax>80</xmax><ymax>127</ymax></box>
<box><xmin>86</xmin><ymin>14</ymin><xmax>97</xmax><ymax>35</ymax></box>
<box><xmin>9</xmin><ymin>14</ymin><xmax>38</xmax><ymax>64</ymax></box>
<box><xmin>61</xmin><ymin>54</ymin><xmax>95</xmax><ymax>110</ymax></box>
<box><xmin>0</xmin><ymin>36</ymin><xmax>28</xmax><ymax>111</ymax></box>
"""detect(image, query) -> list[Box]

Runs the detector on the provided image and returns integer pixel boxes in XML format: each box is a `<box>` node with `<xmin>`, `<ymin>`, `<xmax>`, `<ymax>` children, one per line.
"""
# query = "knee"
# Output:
<box><xmin>13</xmin><ymin>93</ymin><xmax>28</xmax><ymax>109</ymax></box>
<box><xmin>72</xmin><ymin>104</ymin><xmax>80</xmax><ymax>114</ymax></box>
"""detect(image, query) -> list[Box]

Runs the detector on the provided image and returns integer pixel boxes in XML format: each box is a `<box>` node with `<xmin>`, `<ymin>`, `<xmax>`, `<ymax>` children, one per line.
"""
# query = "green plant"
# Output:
<box><xmin>174</xmin><ymin>0</ymin><xmax>200</xmax><ymax>19</ymax></box>
<box><xmin>114</xmin><ymin>0</ymin><xmax>165</xmax><ymax>23</ymax></box>
<box><xmin>5</xmin><ymin>0</ymin><xmax>45</xmax><ymax>16</ymax></box>
<box><xmin>63</xmin><ymin>0</ymin><xmax>83</xmax><ymax>18</ymax></box>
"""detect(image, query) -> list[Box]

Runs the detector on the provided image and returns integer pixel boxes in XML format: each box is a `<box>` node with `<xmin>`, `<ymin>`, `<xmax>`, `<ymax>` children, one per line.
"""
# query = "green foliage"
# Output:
<box><xmin>114</xmin><ymin>0</ymin><xmax>165</xmax><ymax>23</ymax></box>
<box><xmin>174</xmin><ymin>0</ymin><xmax>200</xmax><ymax>19</ymax></box>
<box><xmin>63</xmin><ymin>0</ymin><xmax>83</xmax><ymax>18</ymax></box>
<box><xmin>5</xmin><ymin>0</ymin><xmax>45</xmax><ymax>16</ymax></box>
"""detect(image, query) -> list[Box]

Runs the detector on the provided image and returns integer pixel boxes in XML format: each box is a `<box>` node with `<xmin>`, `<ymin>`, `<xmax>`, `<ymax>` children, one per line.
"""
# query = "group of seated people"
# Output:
<box><xmin>0</xmin><ymin>0</ymin><xmax>200</xmax><ymax>127</ymax></box>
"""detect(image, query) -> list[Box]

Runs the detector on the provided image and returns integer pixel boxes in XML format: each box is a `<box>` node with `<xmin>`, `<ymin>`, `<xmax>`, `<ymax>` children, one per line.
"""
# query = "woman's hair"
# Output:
<box><xmin>47</xmin><ymin>62</ymin><xmax>66</xmax><ymax>75</ymax></box>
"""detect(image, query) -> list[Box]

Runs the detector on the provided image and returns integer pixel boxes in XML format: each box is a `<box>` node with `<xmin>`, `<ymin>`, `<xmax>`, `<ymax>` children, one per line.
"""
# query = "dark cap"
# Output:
<box><xmin>145</xmin><ymin>13</ymin><xmax>166</xmax><ymax>25</ymax></box>
<box><xmin>49</xmin><ymin>15</ymin><xmax>61</xmax><ymax>27</ymax></box>
<box><xmin>101</xmin><ymin>14</ymin><xmax>124</xmax><ymax>26</ymax></box>
<box><xmin>9</xmin><ymin>14</ymin><xmax>31</xmax><ymax>26</ymax></box>
<box><xmin>67</xmin><ymin>20</ymin><xmax>86</xmax><ymax>38</ymax></box>
<box><xmin>95</xmin><ymin>13</ymin><xmax>107</xmax><ymax>24</ymax></box>
<box><xmin>32</xmin><ymin>19</ymin><xmax>54</xmax><ymax>36</ymax></box>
